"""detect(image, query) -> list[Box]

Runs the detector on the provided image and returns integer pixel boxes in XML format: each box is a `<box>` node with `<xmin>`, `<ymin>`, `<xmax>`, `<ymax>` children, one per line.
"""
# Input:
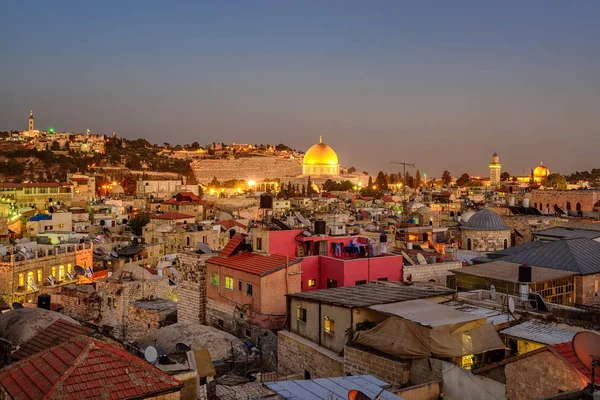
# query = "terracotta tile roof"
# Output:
<box><xmin>218</xmin><ymin>234</ymin><xmax>245</xmax><ymax>257</ymax></box>
<box><xmin>216</xmin><ymin>220</ymin><xmax>247</xmax><ymax>231</ymax></box>
<box><xmin>151</xmin><ymin>212</ymin><xmax>195</xmax><ymax>220</ymax></box>
<box><xmin>12</xmin><ymin>319</ymin><xmax>93</xmax><ymax>362</ymax></box>
<box><xmin>381</xmin><ymin>196</ymin><xmax>395</xmax><ymax>203</ymax></box>
<box><xmin>0</xmin><ymin>336</ymin><xmax>182</xmax><ymax>400</ymax></box>
<box><xmin>209</xmin><ymin>252</ymin><xmax>301</xmax><ymax>276</ymax></box>
<box><xmin>550</xmin><ymin>342</ymin><xmax>600</xmax><ymax>384</ymax></box>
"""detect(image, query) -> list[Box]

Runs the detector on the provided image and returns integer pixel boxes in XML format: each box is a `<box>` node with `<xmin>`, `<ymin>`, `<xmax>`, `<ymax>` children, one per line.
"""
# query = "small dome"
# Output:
<box><xmin>109</xmin><ymin>185</ymin><xmax>124</xmax><ymax>194</ymax></box>
<box><xmin>463</xmin><ymin>209</ymin><xmax>508</xmax><ymax>231</ymax></box>
<box><xmin>533</xmin><ymin>162</ymin><xmax>550</xmax><ymax>179</ymax></box>
<box><xmin>303</xmin><ymin>139</ymin><xmax>339</xmax><ymax>166</ymax></box>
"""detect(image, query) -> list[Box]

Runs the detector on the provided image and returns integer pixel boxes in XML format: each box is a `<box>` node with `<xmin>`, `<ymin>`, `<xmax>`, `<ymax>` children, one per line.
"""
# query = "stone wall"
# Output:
<box><xmin>505</xmin><ymin>349</ymin><xmax>587</xmax><ymax>400</ymax></box>
<box><xmin>395</xmin><ymin>381</ymin><xmax>441</xmax><ymax>400</ymax></box>
<box><xmin>461</xmin><ymin>229</ymin><xmax>511</xmax><ymax>252</ymax></box>
<box><xmin>344</xmin><ymin>345</ymin><xmax>410</xmax><ymax>388</ymax></box>
<box><xmin>177</xmin><ymin>253</ymin><xmax>213</xmax><ymax>324</ymax></box>
<box><xmin>530</xmin><ymin>190</ymin><xmax>600</xmax><ymax>213</ymax></box>
<box><xmin>403</xmin><ymin>261</ymin><xmax>462</xmax><ymax>284</ymax></box>
<box><xmin>277</xmin><ymin>330</ymin><xmax>344</xmax><ymax>378</ymax></box>
<box><xmin>127</xmin><ymin>299</ymin><xmax>177</xmax><ymax>342</ymax></box>
<box><xmin>501</xmin><ymin>215</ymin><xmax>565</xmax><ymax>245</ymax></box>
<box><xmin>60</xmin><ymin>284</ymin><xmax>102</xmax><ymax>321</ymax></box>
<box><xmin>576</xmin><ymin>274</ymin><xmax>600</xmax><ymax>306</ymax></box>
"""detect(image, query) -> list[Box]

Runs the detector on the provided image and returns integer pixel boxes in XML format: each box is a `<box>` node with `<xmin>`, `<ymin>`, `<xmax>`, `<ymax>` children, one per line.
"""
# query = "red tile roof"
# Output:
<box><xmin>209</xmin><ymin>251</ymin><xmax>301</xmax><ymax>276</ymax></box>
<box><xmin>550</xmin><ymin>342</ymin><xmax>600</xmax><ymax>384</ymax></box>
<box><xmin>151</xmin><ymin>212</ymin><xmax>195</xmax><ymax>220</ymax></box>
<box><xmin>216</xmin><ymin>220</ymin><xmax>247</xmax><ymax>231</ymax></box>
<box><xmin>218</xmin><ymin>234</ymin><xmax>245</xmax><ymax>257</ymax></box>
<box><xmin>0</xmin><ymin>336</ymin><xmax>182</xmax><ymax>400</ymax></box>
<box><xmin>12</xmin><ymin>319</ymin><xmax>92</xmax><ymax>362</ymax></box>
<box><xmin>381</xmin><ymin>196</ymin><xmax>395</xmax><ymax>203</ymax></box>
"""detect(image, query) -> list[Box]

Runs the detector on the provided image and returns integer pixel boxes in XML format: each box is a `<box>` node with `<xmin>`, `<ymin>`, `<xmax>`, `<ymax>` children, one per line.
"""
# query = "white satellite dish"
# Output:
<box><xmin>400</xmin><ymin>251</ymin><xmax>416</xmax><ymax>266</ymax></box>
<box><xmin>490</xmin><ymin>284</ymin><xmax>496</xmax><ymax>300</ymax></box>
<box><xmin>416</xmin><ymin>253</ymin><xmax>427</xmax><ymax>265</ymax></box>
<box><xmin>508</xmin><ymin>297</ymin><xmax>515</xmax><ymax>313</ymax></box>
<box><xmin>144</xmin><ymin>346</ymin><xmax>158</xmax><ymax>363</ymax></box>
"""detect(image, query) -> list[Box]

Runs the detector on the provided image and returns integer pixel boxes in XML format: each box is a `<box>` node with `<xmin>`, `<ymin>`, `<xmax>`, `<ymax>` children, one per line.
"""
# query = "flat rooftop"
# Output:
<box><xmin>453</xmin><ymin>261</ymin><xmax>577</xmax><ymax>283</ymax></box>
<box><xmin>287</xmin><ymin>282</ymin><xmax>454</xmax><ymax>308</ymax></box>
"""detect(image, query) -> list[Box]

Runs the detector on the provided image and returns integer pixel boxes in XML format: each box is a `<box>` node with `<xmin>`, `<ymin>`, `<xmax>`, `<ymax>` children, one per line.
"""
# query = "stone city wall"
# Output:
<box><xmin>277</xmin><ymin>330</ymin><xmax>344</xmax><ymax>378</ymax></box>
<box><xmin>344</xmin><ymin>345</ymin><xmax>411</xmax><ymax>388</ymax></box>
<box><xmin>403</xmin><ymin>260</ymin><xmax>462</xmax><ymax>284</ymax></box>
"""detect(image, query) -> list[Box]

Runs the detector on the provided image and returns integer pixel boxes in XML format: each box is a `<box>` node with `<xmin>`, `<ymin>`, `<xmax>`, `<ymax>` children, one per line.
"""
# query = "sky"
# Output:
<box><xmin>1</xmin><ymin>1</ymin><xmax>599</xmax><ymax>177</ymax></box>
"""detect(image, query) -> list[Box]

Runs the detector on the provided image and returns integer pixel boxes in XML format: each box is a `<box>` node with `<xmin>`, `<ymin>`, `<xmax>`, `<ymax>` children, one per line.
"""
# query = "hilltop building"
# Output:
<box><xmin>28</xmin><ymin>110</ymin><xmax>34</xmax><ymax>132</ymax></box>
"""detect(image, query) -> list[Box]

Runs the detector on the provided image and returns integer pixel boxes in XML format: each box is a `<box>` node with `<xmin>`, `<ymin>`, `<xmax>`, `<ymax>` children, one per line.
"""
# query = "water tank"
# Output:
<box><xmin>518</xmin><ymin>264</ymin><xmax>532</xmax><ymax>282</ymax></box>
<box><xmin>380</xmin><ymin>233</ymin><xmax>387</xmax><ymax>243</ymax></box>
<box><xmin>522</xmin><ymin>198</ymin><xmax>530</xmax><ymax>208</ymax></box>
<box><xmin>407</xmin><ymin>242</ymin><xmax>413</xmax><ymax>250</ymax></box>
<box><xmin>259</xmin><ymin>193</ymin><xmax>273</xmax><ymax>209</ymax></box>
<box><xmin>37</xmin><ymin>294</ymin><xmax>51</xmax><ymax>310</ymax></box>
<box><xmin>509</xmin><ymin>197</ymin><xmax>515</xmax><ymax>207</ymax></box>
<box><xmin>314</xmin><ymin>220</ymin><xmax>326</xmax><ymax>235</ymax></box>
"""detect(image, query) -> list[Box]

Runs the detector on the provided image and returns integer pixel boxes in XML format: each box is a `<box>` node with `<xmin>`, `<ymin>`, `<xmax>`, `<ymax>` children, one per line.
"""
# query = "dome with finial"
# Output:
<box><xmin>533</xmin><ymin>162</ymin><xmax>550</xmax><ymax>181</ymax></box>
<box><xmin>303</xmin><ymin>136</ymin><xmax>339</xmax><ymax>166</ymax></box>
<box><xmin>462</xmin><ymin>209</ymin><xmax>508</xmax><ymax>231</ymax></box>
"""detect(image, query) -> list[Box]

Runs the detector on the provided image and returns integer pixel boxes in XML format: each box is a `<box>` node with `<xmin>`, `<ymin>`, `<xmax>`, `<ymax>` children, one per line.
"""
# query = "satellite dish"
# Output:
<box><xmin>572</xmin><ymin>331</ymin><xmax>600</xmax><ymax>376</ymax></box>
<box><xmin>93</xmin><ymin>247</ymin><xmax>106</xmax><ymax>255</ymax></box>
<box><xmin>175</xmin><ymin>343</ymin><xmax>191</xmax><ymax>353</ymax></box>
<box><xmin>508</xmin><ymin>297</ymin><xmax>515</xmax><ymax>313</ymax></box>
<box><xmin>12</xmin><ymin>302</ymin><xmax>24</xmax><ymax>309</ymax></box>
<box><xmin>109</xmin><ymin>251</ymin><xmax>119</xmax><ymax>258</ymax></box>
<box><xmin>74</xmin><ymin>265</ymin><xmax>86</xmax><ymax>275</ymax></box>
<box><xmin>490</xmin><ymin>285</ymin><xmax>496</xmax><ymax>300</ymax></box>
<box><xmin>401</xmin><ymin>251</ymin><xmax>416</xmax><ymax>266</ymax></box>
<box><xmin>416</xmin><ymin>253</ymin><xmax>427</xmax><ymax>265</ymax></box>
<box><xmin>197</xmin><ymin>242</ymin><xmax>213</xmax><ymax>255</ymax></box>
<box><xmin>144</xmin><ymin>346</ymin><xmax>158</xmax><ymax>363</ymax></box>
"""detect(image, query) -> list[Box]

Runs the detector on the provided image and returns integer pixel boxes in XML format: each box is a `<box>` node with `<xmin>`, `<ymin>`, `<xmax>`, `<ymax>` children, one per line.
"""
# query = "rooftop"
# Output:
<box><xmin>534</xmin><ymin>227</ymin><xmax>600</xmax><ymax>241</ymax></box>
<box><xmin>265</xmin><ymin>375</ymin><xmax>402</xmax><ymax>400</ymax></box>
<box><xmin>551</xmin><ymin>342</ymin><xmax>600</xmax><ymax>385</ymax></box>
<box><xmin>0</xmin><ymin>336</ymin><xmax>182</xmax><ymax>400</ymax></box>
<box><xmin>500</xmin><ymin>320</ymin><xmax>583</xmax><ymax>345</ymax></box>
<box><xmin>287</xmin><ymin>282</ymin><xmax>454</xmax><ymax>308</ymax></box>
<box><xmin>151</xmin><ymin>212</ymin><xmax>195</xmax><ymax>220</ymax></box>
<box><xmin>453</xmin><ymin>260</ymin><xmax>577</xmax><ymax>283</ymax></box>
<box><xmin>209</xmin><ymin>252</ymin><xmax>301</xmax><ymax>276</ymax></box>
<box><xmin>462</xmin><ymin>209</ymin><xmax>509</xmax><ymax>231</ymax></box>
<box><xmin>130</xmin><ymin>298</ymin><xmax>177</xmax><ymax>312</ymax></box>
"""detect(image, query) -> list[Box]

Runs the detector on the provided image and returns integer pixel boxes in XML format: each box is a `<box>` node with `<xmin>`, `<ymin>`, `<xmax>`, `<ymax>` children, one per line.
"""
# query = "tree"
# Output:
<box><xmin>374</xmin><ymin>171</ymin><xmax>389</xmax><ymax>190</ymax></box>
<box><xmin>404</xmin><ymin>172</ymin><xmax>414</xmax><ymax>189</ymax></box>
<box><xmin>50</xmin><ymin>141</ymin><xmax>61</xmax><ymax>151</ymax></box>
<box><xmin>413</xmin><ymin>169</ymin><xmax>422</xmax><ymax>189</ymax></box>
<box><xmin>543</xmin><ymin>173</ymin><xmax>568</xmax><ymax>190</ymax></box>
<box><xmin>441</xmin><ymin>170</ymin><xmax>452</xmax><ymax>185</ymax></box>
<box><xmin>367</xmin><ymin>176</ymin><xmax>373</xmax><ymax>188</ymax></box>
<box><xmin>306</xmin><ymin>176</ymin><xmax>314</xmax><ymax>197</ymax></box>
<box><xmin>209</xmin><ymin>176</ymin><xmax>219</xmax><ymax>187</ymax></box>
<box><xmin>129</xmin><ymin>211</ymin><xmax>150</xmax><ymax>236</ymax></box>
<box><xmin>500</xmin><ymin>172</ymin><xmax>511</xmax><ymax>181</ymax></box>
<box><xmin>348</xmin><ymin>167</ymin><xmax>356</xmax><ymax>174</ymax></box>
<box><xmin>456</xmin><ymin>173</ymin><xmax>470</xmax><ymax>187</ymax></box>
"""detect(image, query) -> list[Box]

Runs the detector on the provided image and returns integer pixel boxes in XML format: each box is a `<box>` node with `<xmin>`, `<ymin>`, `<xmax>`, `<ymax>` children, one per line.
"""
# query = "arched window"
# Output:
<box><xmin>186</xmin><ymin>236</ymin><xmax>190</xmax><ymax>246</ymax></box>
<box><xmin>576</xmin><ymin>203</ymin><xmax>582</xmax><ymax>211</ymax></box>
<box><xmin>27</xmin><ymin>271</ymin><xmax>34</xmax><ymax>287</ymax></box>
<box><xmin>59</xmin><ymin>265</ymin><xmax>65</xmax><ymax>281</ymax></box>
<box><xmin>51</xmin><ymin>266</ymin><xmax>57</xmax><ymax>278</ymax></box>
<box><xmin>67</xmin><ymin>264</ymin><xmax>72</xmax><ymax>274</ymax></box>
<box><xmin>566</xmin><ymin>202</ymin><xmax>572</xmax><ymax>211</ymax></box>
<box><xmin>504</xmin><ymin>239</ymin><xmax>508</xmax><ymax>249</ymax></box>
<box><xmin>18</xmin><ymin>273</ymin><xmax>24</xmax><ymax>286</ymax></box>
<box><xmin>37</xmin><ymin>269</ymin><xmax>43</xmax><ymax>283</ymax></box>
<box><xmin>467</xmin><ymin>238</ymin><xmax>472</xmax><ymax>250</ymax></box>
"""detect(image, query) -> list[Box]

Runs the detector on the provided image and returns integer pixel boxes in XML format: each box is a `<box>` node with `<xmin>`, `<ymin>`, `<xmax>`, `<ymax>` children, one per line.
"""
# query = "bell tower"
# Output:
<box><xmin>28</xmin><ymin>110</ymin><xmax>34</xmax><ymax>132</ymax></box>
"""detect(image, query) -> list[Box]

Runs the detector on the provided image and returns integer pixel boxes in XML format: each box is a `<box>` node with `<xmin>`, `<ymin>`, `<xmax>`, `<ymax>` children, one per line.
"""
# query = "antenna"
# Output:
<box><xmin>389</xmin><ymin>161</ymin><xmax>415</xmax><ymax>202</ymax></box>
<box><xmin>572</xmin><ymin>331</ymin><xmax>600</xmax><ymax>393</ymax></box>
<box><xmin>144</xmin><ymin>346</ymin><xmax>158</xmax><ymax>363</ymax></box>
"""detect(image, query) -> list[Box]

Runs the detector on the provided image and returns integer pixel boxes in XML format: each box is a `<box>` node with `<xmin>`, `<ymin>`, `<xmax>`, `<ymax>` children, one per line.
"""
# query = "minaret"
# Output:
<box><xmin>489</xmin><ymin>152</ymin><xmax>501</xmax><ymax>186</ymax></box>
<box><xmin>28</xmin><ymin>110</ymin><xmax>34</xmax><ymax>132</ymax></box>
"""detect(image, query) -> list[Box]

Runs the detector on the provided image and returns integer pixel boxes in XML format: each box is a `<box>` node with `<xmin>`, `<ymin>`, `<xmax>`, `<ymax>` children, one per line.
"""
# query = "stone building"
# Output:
<box><xmin>176</xmin><ymin>252</ymin><xmax>214</xmax><ymax>325</ymax></box>
<box><xmin>489</xmin><ymin>152</ymin><xmax>501</xmax><ymax>186</ymax></box>
<box><xmin>0</xmin><ymin>182</ymin><xmax>74</xmax><ymax>209</ymax></box>
<box><xmin>530</xmin><ymin>189</ymin><xmax>600</xmax><ymax>215</ymax></box>
<box><xmin>0</xmin><ymin>242</ymin><xmax>93</xmax><ymax>308</ymax></box>
<box><xmin>143</xmin><ymin>223</ymin><xmax>221</xmax><ymax>253</ymax></box>
<box><xmin>460</xmin><ymin>209</ymin><xmax>512</xmax><ymax>252</ymax></box>
<box><xmin>127</xmin><ymin>298</ymin><xmax>177</xmax><ymax>342</ymax></box>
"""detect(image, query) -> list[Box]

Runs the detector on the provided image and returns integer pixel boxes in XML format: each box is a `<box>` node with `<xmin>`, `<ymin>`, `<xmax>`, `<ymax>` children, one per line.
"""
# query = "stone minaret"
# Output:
<box><xmin>489</xmin><ymin>152</ymin><xmax>501</xmax><ymax>186</ymax></box>
<box><xmin>28</xmin><ymin>110</ymin><xmax>34</xmax><ymax>132</ymax></box>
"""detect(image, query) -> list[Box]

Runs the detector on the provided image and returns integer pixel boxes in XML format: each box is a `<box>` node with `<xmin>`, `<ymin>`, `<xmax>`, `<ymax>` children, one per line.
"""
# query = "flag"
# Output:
<box><xmin>85</xmin><ymin>266</ymin><xmax>93</xmax><ymax>278</ymax></box>
<box><xmin>66</xmin><ymin>271</ymin><xmax>75</xmax><ymax>281</ymax></box>
<box><xmin>27</xmin><ymin>278</ymin><xmax>38</xmax><ymax>292</ymax></box>
<box><xmin>47</xmin><ymin>276</ymin><xmax>55</xmax><ymax>286</ymax></box>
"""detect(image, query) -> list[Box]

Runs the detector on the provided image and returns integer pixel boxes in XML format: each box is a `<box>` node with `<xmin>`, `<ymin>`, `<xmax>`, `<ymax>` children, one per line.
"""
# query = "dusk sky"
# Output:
<box><xmin>1</xmin><ymin>1</ymin><xmax>599</xmax><ymax>177</ymax></box>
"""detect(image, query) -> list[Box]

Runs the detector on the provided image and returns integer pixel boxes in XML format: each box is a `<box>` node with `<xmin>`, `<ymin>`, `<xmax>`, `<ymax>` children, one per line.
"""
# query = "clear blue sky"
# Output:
<box><xmin>1</xmin><ymin>1</ymin><xmax>599</xmax><ymax>176</ymax></box>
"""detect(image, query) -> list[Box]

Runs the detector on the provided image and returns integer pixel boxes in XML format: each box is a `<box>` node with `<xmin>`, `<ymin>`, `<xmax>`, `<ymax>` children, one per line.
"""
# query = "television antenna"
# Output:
<box><xmin>390</xmin><ymin>161</ymin><xmax>415</xmax><ymax>202</ymax></box>
<box><xmin>572</xmin><ymin>331</ymin><xmax>600</xmax><ymax>393</ymax></box>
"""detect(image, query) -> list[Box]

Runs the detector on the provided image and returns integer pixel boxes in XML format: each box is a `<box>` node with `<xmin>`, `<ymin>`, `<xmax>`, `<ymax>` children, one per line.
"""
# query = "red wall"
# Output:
<box><xmin>268</xmin><ymin>229</ymin><xmax>305</xmax><ymax>257</ymax></box>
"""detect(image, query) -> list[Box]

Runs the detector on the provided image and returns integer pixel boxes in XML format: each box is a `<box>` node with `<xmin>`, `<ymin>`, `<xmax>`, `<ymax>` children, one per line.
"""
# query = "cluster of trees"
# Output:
<box><xmin>568</xmin><ymin>169</ymin><xmax>600</xmax><ymax>187</ymax></box>
<box><xmin>321</xmin><ymin>179</ymin><xmax>354</xmax><ymax>192</ymax></box>
<box><xmin>277</xmin><ymin>179</ymin><xmax>315</xmax><ymax>198</ymax></box>
<box><xmin>455</xmin><ymin>173</ymin><xmax>483</xmax><ymax>187</ymax></box>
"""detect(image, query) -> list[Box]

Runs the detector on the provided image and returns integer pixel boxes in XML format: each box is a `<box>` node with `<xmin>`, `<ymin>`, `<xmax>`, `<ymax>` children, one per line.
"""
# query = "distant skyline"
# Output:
<box><xmin>1</xmin><ymin>1</ymin><xmax>599</xmax><ymax>177</ymax></box>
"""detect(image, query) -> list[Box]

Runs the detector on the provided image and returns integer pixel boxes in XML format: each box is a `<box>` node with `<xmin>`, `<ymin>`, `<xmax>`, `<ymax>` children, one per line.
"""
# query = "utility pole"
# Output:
<box><xmin>390</xmin><ymin>161</ymin><xmax>415</xmax><ymax>202</ymax></box>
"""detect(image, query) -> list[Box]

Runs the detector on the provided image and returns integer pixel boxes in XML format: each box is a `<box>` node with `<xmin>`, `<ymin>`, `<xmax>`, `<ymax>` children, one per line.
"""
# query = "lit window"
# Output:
<box><xmin>210</xmin><ymin>272</ymin><xmax>219</xmax><ymax>286</ymax></box>
<box><xmin>308</xmin><ymin>279</ymin><xmax>316</xmax><ymax>287</ymax></box>
<box><xmin>59</xmin><ymin>265</ymin><xmax>65</xmax><ymax>281</ymax></box>
<box><xmin>225</xmin><ymin>276</ymin><xmax>233</xmax><ymax>290</ymax></box>
<box><xmin>297</xmin><ymin>306</ymin><xmax>307</xmax><ymax>322</ymax></box>
<box><xmin>51</xmin><ymin>266</ymin><xmax>57</xmax><ymax>278</ymax></box>
<box><xmin>37</xmin><ymin>269</ymin><xmax>43</xmax><ymax>283</ymax></box>
<box><xmin>27</xmin><ymin>272</ymin><xmax>34</xmax><ymax>288</ymax></box>
<box><xmin>67</xmin><ymin>264</ymin><xmax>72</xmax><ymax>274</ymax></box>
<box><xmin>18</xmin><ymin>273</ymin><xmax>24</xmax><ymax>286</ymax></box>
<box><xmin>324</xmin><ymin>316</ymin><xmax>335</xmax><ymax>334</ymax></box>
<box><xmin>246</xmin><ymin>283</ymin><xmax>253</xmax><ymax>297</ymax></box>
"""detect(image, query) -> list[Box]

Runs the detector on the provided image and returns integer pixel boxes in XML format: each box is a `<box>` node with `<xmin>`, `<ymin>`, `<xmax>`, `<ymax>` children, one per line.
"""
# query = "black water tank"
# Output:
<box><xmin>260</xmin><ymin>193</ymin><xmax>273</xmax><ymax>209</ymax></box>
<box><xmin>37</xmin><ymin>294</ymin><xmax>51</xmax><ymax>310</ymax></box>
<box><xmin>314</xmin><ymin>220</ymin><xmax>326</xmax><ymax>235</ymax></box>
<box><xmin>380</xmin><ymin>233</ymin><xmax>387</xmax><ymax>243</ymax></box>
<box><xmin>518</xmin><ymin>264</ymin><xmax>532</xmax><ymax>282</ymax></box>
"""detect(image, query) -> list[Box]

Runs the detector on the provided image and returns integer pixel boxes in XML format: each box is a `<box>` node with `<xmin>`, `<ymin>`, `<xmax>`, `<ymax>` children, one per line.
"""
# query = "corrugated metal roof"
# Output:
<box><xmin>500</xmin><ymin>320</ymin><xmax>583</xmax><ymax>345</ymax></box>
<box><xmin>534</xmin><ymin>227</ymin><xmax>600</xmax><ymax>240</ymax></box>
<box><xmin>447</xmin><ymin>302</ymin><xmax>517</xmax><ymax>326</ymax></box>
<box><xmin>369</xmin><ymin>299</ymin><xmax>484</xmax><ymax>328</ymax></box>
<box><xmin>266</xmin><ymin>375</ymin><xmax>403</xmax><ymax>400</ymax></box>
<box><xmin>287</xmin><ymin>282</ymin><xmax>454</xmax><ymax>308</ymax></box>
<box><xmin>491</xmin><ymin>238</ymin><xmax>600</xmax><ymax>275</ymax></box>
<box><xmin>453</xmin><ymin>260</ymin><xmax>577</xmax><ymax>283</ymax></box>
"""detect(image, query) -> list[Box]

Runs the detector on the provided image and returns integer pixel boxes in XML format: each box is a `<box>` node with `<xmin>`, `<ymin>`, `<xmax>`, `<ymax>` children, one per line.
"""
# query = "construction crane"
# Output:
<box><xmin>390</xmin><ymin>161</ymin><xmax>415</xmax><ymax>202</ymax></box>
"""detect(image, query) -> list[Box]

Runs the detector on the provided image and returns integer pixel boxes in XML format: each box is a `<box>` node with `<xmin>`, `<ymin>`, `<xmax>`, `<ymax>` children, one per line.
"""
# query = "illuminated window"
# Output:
<box><xmin>308</xmin><ymin>279</ymin><xmax>316</xmax><ymax>287</ymax></box>
<box><xmin>225</xmin><ymin>277</ymin><xmax>233</xmax><ymax>290</ymax></box>
<box><xmin>18</xmin><ymin>273</ymin><xmax>24</xmax><ymax>286</ymax></box>
<box><xmin>67</xmin><ymin>264</ymin><xmax>72</xmax><ymax>274</ymax></box>
<box><xmin>210</xmin><ymin>273</ymin><xmax>219</xmax><ymax>286</ymax></box>
<box><xmin>59</xmin><ymin>265</ymin><xmax>65</xmax><ymax>281</ymax></box>
<box><xmin>297</xmin><ymin>306</ymin><xmax>307</xmax><ymax>322</ymax></box>
<box><xmin>51</xmin><ymin>266</ymin><xmax>57</xmax><ymax>278</ymax></box>
<box><xmin>27</xmin><ymin>272</ymin><xmax>34</xmax><ymax>288</ymax></box>
<box><xmin>37</xmin><ymin>269</ymin><xmax>43</xmax><ymax>283</ymax></box>
<box><xmin>324</xmin><ymin>316</ymin><xmax>335</xmax><ymax>334</ymax></box>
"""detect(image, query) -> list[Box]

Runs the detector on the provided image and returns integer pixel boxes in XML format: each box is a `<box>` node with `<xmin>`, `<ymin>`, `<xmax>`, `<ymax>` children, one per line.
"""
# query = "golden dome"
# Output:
<box><xmin>533</xmin><ymin>162</ymin><xmax>550</xmax><ymax>178</ymax></box>
<box><xmin>303</xmin><ymin>136</ymin><xmax>339</xmax><ymax>166</ymax></box>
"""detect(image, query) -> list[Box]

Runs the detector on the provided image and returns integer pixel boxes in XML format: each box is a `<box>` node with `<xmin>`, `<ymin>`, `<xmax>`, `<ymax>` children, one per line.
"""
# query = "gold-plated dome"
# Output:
<box><xmin>303</xmin><ymin>136</ymin><xmax>338</xmax><ymax>166</ymax></box>
<box><xmin>533</xmin><ymin>162</ymin><xmax>550</xmax><ymax>179</ymax></box>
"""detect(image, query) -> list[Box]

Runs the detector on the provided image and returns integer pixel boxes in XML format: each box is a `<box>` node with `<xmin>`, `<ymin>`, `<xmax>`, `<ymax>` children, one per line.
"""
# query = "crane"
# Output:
<box><xmin>390</xmin><ymin>161</ymin><xmax>415</xmax><ymax>201</ymax></box>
